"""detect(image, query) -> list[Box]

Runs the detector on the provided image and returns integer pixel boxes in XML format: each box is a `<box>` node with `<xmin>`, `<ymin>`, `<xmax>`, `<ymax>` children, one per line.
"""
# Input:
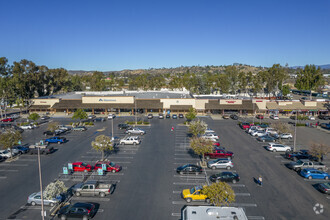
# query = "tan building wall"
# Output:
<box><xmin>195</xmin><ymin>99</ymin><xmax>208</xmax><ymax>110</ymax></box>
<box><xmin>32</xmin><ymin>99</ymin><xmax>60</xmax><ymax>107</ymax></box>
<box><xmin>277</xmin><ymin>101</ymin><xmax>293</xmax><ymax>106</ymax></box>
<box><xmin>82</xmin><ymin>96</ymin><xmax>134</xmax><ymax>104</ymax></box>
<box><xmin>302</xmin><ymin>101</ymin><xmax>317</xmax><ymax>106</ymax></box>
<box><xmin>253</xmin><ymin>99</ymin><xmax>267</xmax><ymax>110</ymax></box>
<box><xmin>219</xmin><ymin>99</ymin><xmax>242</xmax><ymax>105</ymax></box>
<box><xmin>160</xmin><ymin>99</ymin><xmax>196</xmax><ymax>109</ymax></box>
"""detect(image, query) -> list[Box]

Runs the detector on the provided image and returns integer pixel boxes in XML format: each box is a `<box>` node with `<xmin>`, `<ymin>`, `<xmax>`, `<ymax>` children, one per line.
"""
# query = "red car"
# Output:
<box><xmin>94</xmin><ymin>161</ymin><xmax>122</xmax><ymax>173</ymax></box>
<box><xmin>1</xmin><ymin>118</ymin><xmax>14</xmax><ymax>122</ymax></box>
<box><xmin>240</xmin><ymin>122</ymin><xmax>251</xmax><ymax>130</ymax></box>
<box><xmin>204</xmin><ymin>148</ymin><xmax>234</xmax><ymax>160</ymax></box>
<box><xmin>256</xmin><ymin>114</ymin><xmax>264</xmax><ymax>119</ymax></box>
<box><xmin>213</xmin><ymin>142</ymin><xmax>220</xmax><ymax>147</ymax></box>
<box><xmin>72</xmin><ymin>162</ymin><xmax>93</xmax><ymax>172</ymax></box>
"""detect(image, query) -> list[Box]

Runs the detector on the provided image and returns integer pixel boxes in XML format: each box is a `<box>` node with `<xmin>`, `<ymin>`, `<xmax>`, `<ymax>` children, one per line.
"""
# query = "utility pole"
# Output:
<box><xmin>111</xmin><ymin>117</ymin><xmax>114</xmax><ymax>138</ymax></box>
<box><xmin>252</xmin><ymin>98</ymin><xmax>255</xmax><ymax>124</ymax></box>
<box><xmin>37</xmin><ymin>146</ymin><xmax>45</xmax><ymax>220</ymax></box>
<box><xmin>134</xmin><ymin>96</ymin><xmax>137</xmax><ymax>126</ymax></box>
<box><xmin>293</xmin><ymin>110</ymin><xmax>297</xmax><ymax>152</ymax></box>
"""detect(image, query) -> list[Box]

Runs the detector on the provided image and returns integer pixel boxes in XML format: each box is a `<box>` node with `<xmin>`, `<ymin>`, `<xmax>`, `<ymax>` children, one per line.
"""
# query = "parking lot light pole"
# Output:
<box><xmin>293</xmin><ymin>111</ymin><xmax>297</xmax><ymax>152</ymax></box>
<box><xmin>37</xmin><ymin>146</ymin><xmax>45</xmax><ymax>220</ymax></box>
<box><xmin>134</xmin><ymin>96</ymin><xmax>137</xmax><ymax>126</ymax></box>
<box><xmin>111</xmin><ymin>117</ymin><xmax>114</xmax><ymax>138</ymax></box>
<box><xmin>252</xmin><ymin>98</ymin><xmax>255</xmax><ymax>124</ymax></box>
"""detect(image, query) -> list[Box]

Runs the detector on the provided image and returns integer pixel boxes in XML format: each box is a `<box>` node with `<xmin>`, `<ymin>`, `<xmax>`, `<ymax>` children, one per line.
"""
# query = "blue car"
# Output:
<box><xmin>12</xmin><ymin>145</ymin><xmax>30</xmax><ymax>154</ymax></box>
<box><xmin>300</xmin><ymin>168</ymin><xmax>329</xmax><ymax>180</ymax></box>
<box><xmin>45</xmin><ymin>137</ymin><xmax>66</xmax><ymax>144</ymax></box>
<box><xmin>256</xmin><ymin>135</ymin><xmax>276</xmax><ymax>142</ymax></box>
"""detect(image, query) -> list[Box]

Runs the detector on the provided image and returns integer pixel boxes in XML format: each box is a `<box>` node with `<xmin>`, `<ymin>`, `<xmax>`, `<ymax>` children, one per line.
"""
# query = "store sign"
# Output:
<box><xmin>256</xmin><ymin>101</ymin><xmax>263</xmax><ymax>102</ymax></box>
<box><xmin>99</xmin><ymin>99</ymin><xmax>116</xmax><ymax>102</ymax></box>
<box><xmin>40</xmin><ymin>101</ymin><xmax>47</xmax><ymax>103</ymax></box>
<box><xmin>226</xmin><ymin>101</ymin><xmax>236</xmax><ymax>103</ymax></box>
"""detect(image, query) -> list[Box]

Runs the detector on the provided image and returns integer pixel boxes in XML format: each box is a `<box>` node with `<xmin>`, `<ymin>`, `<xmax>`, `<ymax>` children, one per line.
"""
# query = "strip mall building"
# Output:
<box><xmin>29</xmin><ymin>91</ymin><xmax>329</xmax><ymax>116</ymax></box>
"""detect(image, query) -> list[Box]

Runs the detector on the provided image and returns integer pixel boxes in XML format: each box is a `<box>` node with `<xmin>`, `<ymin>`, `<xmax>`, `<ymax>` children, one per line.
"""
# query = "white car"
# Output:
<box><xmin>251</xmin><ymin>130</ymin><xmax>267</xmax><ymax>137</ymax></box>
<box><xmin>20</xmin><ymin>125</ymin><xmax>33</xmax><ymax>130</ymax></box>
<box><xmin>201</xmin><ymin>133</ymin><xmax>219</xmax><ymax>140</ymax></box>
<box><xmin>108</xmin><ymin>114</ymin><xmax>116</xmax><ymax>119</ymax></box>
<box><xmin>126</xmin><ymin>127</ymin><xmax>146</xmax><ymax>135</ymax></box>
<box><xmin>88</xmin><ymin>115</ymin><xmax>96</xmax><ymax>119</ymax></box>
<box><xmin>266</xmin><ymin>143</ymin><xmax>292</xmax><ymax>152</ymax></box>
<box><xmin>205</xmin><ymin>128</ymin><xmax>215</xmax><ymax>133</ymax></box>
<box><xmin>58</xmin><ymin>125</ymin><xmax>71</xmax><ymax>131</ymax></box>
<box><xmin>270</xmin><ymin>115</ymin><xmax>279</xmax><ymax>120</ymax></box>
<box><xmin>120</xmin><ymin>136</ymin><xmax>141</xmax><ymax>145</ymax></box>
<box><xmin>0</xmin><ymin>150</ymin><xmax>14</xmax><ymax>158</ymax></box>
<box><xmin>265</xmin><ymin>128</ymin><xmax>278</xmax><ymax>136</ymax></box>
<box><xmin>308</xmin><ymin>116</ymin><xmax>315</xmax><ymax>120</ymax></box>
<box><xmin>247</xmin><ymin>126</ymin><xmax>261</xmax><ymax>134</ymax></box>
<box><xmin>279</xmin><ymin>133</ymin><xmax>293</xmax><ymax>139</ymax></box>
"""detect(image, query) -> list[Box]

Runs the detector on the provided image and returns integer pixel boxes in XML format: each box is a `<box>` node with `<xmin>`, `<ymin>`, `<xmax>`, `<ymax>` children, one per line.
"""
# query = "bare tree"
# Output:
<box><xmin>190</xmin><ymin>137</ymin><xmax>214</xmax><ymax>165</ymax></box>
<box><xmin>309</xmin><ymin>143</ymin><xmax>330</xmax><ymax>162</ymax></box>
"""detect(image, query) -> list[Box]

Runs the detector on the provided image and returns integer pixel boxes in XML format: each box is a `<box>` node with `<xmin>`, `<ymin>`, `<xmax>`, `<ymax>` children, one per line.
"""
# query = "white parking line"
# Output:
<box><xmin>230</xmin><ymin>203</ymin><xmax>257</xmax><ymax>207</ymax></box>
<box><xmin>173</xmin><ymin>175</ymin><xmax>206</xmax><ymax>179</ymax></box>
<box><xmin>173</xmin><ymin>182</ymin><xmax>206</xmax><ymax>185</ymax></box>
<box><xmin>171</xmin><ymin>213</ymin><xmax>180</xmax><ymax>217</ymax></box>
<box><xmin>174</xmin><ymin>158</ymin><xmax>199</xmax><ymax>160</ymax></box>
<box><xmin>0</xmin><ymin>164</ymin><xmax>28</xmax><ymax>167</ymax></box>
<box><xmin>0</xmin><ymin>176</ymin><xmax>7</xmax><ymax>179</ymax></box>
<box><xmin>71</xmin><ymin>197</ymin><xmax>110</xmax><ymax>202</ymax></box>
<box><xmin>173</xmin><ymin>191</ymin><xmax>181</xmax><ymax>194</ymax></box>
<box><xmin>174</xmin><ymin>153</ymin><xmax>195</xmax><ymax>156</ymax></box>
<box><xmin>17</xmin><ymin>158</ymin><xmax>37</xmax><ymax>161</ymax></box>
<box><xmin>175</xmin><ymin>149</ymin><xmax>188</xmax><ymax>152</ymax></box>
<box><xmin>247</xmin><ymin>216</ymin><xmax>265</xmax><ymax>220</ymax></box>
<box><xmin>0</xmin><ymin>169</ymin><xmax>18</xmax><ymax>172</ymax></box>
<box><xmin>303</xmin><ymin>179</ymin><xmax>329</xmax><ymax>182</ymax></box>
<box><xmin>235</xmin><ymin>193</ymin><xmax>251</xmax><ymax>196</ymax></box>
<box><xmin>326</xmin><ymin>196</ymin><xmax>330</xmax><ymax>200</ymax></box>
<box><xmin>109</xmin><ymin>156</ymin><xmax>134</xmax><ymax>159</ymax></box>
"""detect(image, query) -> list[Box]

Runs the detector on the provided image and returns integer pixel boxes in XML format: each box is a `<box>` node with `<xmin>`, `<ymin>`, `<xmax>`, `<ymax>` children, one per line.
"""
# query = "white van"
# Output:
<box><xmin>182</xmin><ymin>206</ymin><xmax>248</xmax><ymax>220</ymax></box>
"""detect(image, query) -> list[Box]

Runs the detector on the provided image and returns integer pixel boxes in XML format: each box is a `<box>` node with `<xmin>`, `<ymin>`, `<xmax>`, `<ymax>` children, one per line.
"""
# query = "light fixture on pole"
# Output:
<box><xmin>37</xmin><ymin>146</ymin><xmax>45</xmax><ymax>220</ymax></box>
<box><xmin>293</xmin><ymin>110</ymin><xmax>297</xmax><ymax>152</ymax></box>
<box><xmin>134</xmin><ymin>96</ymin><xmax>137</xmax><ymax>126</ymax></box>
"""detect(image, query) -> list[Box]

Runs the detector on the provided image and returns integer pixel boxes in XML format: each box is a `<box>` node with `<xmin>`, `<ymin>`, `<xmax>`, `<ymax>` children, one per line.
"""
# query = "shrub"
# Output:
<box><xmin>143</xmin><ymin>121</ymin><xmax>150</xmax><ymax>125</ymax></box>
<box><xmin>296</xmin><ymin>123</ymin><xmax>306</xmax><ymax>127</ymax></box>
<box><xmin>137</xmin><ymin>121</ymin><xmax>143</xmax><ymax>125</ymax></box>
<box><xmin>127</xmin><ymin>121</ymin><xmax>135</xmax><ymax>125</ymax></box>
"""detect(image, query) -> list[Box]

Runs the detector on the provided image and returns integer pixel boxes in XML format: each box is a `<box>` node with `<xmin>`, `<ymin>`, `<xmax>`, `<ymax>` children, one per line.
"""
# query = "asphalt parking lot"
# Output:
<box><xmin>0</xmin><ymin>115</ymin><xmax>329</xmax><ymax>219</ymax></box>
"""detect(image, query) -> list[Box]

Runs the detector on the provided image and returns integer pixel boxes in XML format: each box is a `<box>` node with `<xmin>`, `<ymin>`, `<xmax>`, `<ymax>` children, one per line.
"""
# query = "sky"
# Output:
<box><xmin>1</xmin><ymin>0</ymin><xmax>329</xmax><ymax>71</ymax></box>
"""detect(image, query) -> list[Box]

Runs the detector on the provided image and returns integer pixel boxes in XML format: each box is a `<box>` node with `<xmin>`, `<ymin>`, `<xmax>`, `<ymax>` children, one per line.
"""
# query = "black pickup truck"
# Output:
<box><xmin>29</xmin><ymin>144</ymin><xmax>54</xmax><ymax>155</ymax></box>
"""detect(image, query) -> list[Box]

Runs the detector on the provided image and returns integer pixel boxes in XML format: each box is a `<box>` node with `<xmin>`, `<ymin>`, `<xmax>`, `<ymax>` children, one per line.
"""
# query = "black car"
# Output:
<box><xmin>147</xmin><ymin>114</ymin><xmax>153</xmax><ymax>119</ymax></box>
<box><xmin>58</xmin><ymin>202</ymin><xmax>97</xmax><ymax>220</ymax></box>
<box><xmin>176</xmin><ymin>164</ymin><xmax>203</xmax><ymax>175</ymax></box>
<box><xmin>43</xmin><ymin>130</ymin><xmax>55</xmax><ymax>136</ymax></box>
<box><xmin>179</xmin><ymin>114</ymin><xmax>184</xmax><ymax>118</ymax></box>
<box><xmin>230</xmin><ymin>114</ymin><xmax>238</xmax><ymax>120</ymax></box>
<box><xmin>118</xmin><ymin>124</ymin><xmax>131</xmax><ymax>130</ymax></box>
<box><xmin>172</xmin><ymin>114</ymin><xmax>177</xmax><ymax>119</ymax></box>
<box><xmin>209</xmin><ymin>172</ymin><xmax>240</xmax><ymax>183</ymax></box>
<box><xmin>0</xmin><ymin>155</ymin><xmax>5</xmax><ymax>162</ymax></box>
<box><xmin>166</xmin><ymin>114</ymin><xmax>171</xmax><ymax>118</ymax></box>
<box><xmin>41</xmin><ymin>115</ymin><xmax>50</xmax><ymax>120</ymax></box>
<box><xmin>319</xmin><ymin>115</ymin><xmax>330</xmax><ymax>120</ymax></box>
<box><xmin>285</xmin><ymin>150</ymin><xmax>317</xmax><ymax>161</ymax></box>
<box><xmin>93</xmin><ymin>117</ymin><xmax>106</xmax><ymax>122</ymax></box>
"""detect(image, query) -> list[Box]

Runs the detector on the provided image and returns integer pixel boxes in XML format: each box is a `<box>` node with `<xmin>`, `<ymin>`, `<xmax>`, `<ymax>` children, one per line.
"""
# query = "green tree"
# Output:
<box><xmin>72</xmin><ymin>109</ymin><xmax>88</xmax><ymax>120</ymax></box>
<box><xmin>295</xmin><ymin>65</ymin><xmax>324</xmax><ymax>100</ymax></box>
<box><xmin>28</xmin><ymin>113</ymin><xmax>40</xmax><ymax>122</ymax></box>
<box><xmin>43</xmin><ymin>180</ymin><xmax>67</xmax><ymax>201</ymax></box>
<box><xmin>188</xmin><ymin>119</ymin><xmax>207</xmax><ymax>137</ymax></box>
<box><xmin>224</xmin><ymin>66</ymin><xmax>239</xmax><ymax>94</ymax></box>
<box><xmin>186</xmin><ymin>107</ymin><xmax>197</xmax><ymax>122</ymax></box>
<box><xmin>238</xmin><ymin>71</ymin><xmax>248</xmax><ymax>94</ymax></box>
<box><xmin>201</xmin><ymin>182</ymin><xmax>235</xmax><ymax>206</ymax></box>
<box><xmin>48</xmin><ymin>122</ymin><xmax>59</xmax><ymax>133</ymax></box>
<box><xmin>91</xmin><ymin>135</ymin><xmax>114</xmax><ymax>160</ymax></box>
<box><xmin>281</xmin><ymin>85</ymin><xmax>291</xmax><ymax>97</ymax></box>
<box><xmin>0</xmin><ymin>129</ymin><xmax>22</xmax><ymax>157</ymax></box>
<box><xmin>190</xmin><ymin>137</ymin><xmax>214</xmax><ymax>165</ymax></box>
<box><xmin>215</xmin><ymin>74</ymin><xmax>230</xmax><ymax>94</ymax></box>
<box><xmin>263</xmin><ymin>64</ymin><xmax>288</xmax><ymax>98</ymax></box>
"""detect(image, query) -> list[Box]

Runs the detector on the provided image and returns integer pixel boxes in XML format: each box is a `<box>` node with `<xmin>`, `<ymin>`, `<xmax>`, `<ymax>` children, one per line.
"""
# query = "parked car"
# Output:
<box><xmin>20</xmin><ymin>124</ymin><xmax>33</xmax><ymax>130</ymax></box>
<box><xmin>266</xmin><ymin>143</ymin><xmax>292</xmax><ymax>152</ymax></box>
<box><xmin>45</xmin><ymin>136</ymin><xmax>66</xmax><ymax>144</ymax></box>
<box><xmin>270</xmin><ymin>115</ymin><xmax>279</xmax><ymax>120</ymax></box>
<box><xmin>209</xmin><ymin>172</ymin><xmax>240</xmax><ymax>183</ymax></box>
<box><xmin>240</xmin><ymin>122</ymin><xmax>250</xmax><ymax>130</ymax></box>
<box><xmin>222</xmin><ymin>114</ymin><xmax>230</xmax><ymax>119</ymax></box>
<box><xmin>251</xmin><ymin>130</ymin><xmax>267</xmax><ymax>137</ymax></box>
<box><xmin>0</xmin><ymin>150</ymin><xmax>14</xmax><ymax>158</ymax></box>
<box><xmin>287</xmin><ymin>159</ymin><xmax>328</xmax><ymax>172</ymax></box>
<box><xmin>120</xmin><ymin>136</ymin><xmax>141</xmax><ymax>145</ymax></box>
<box><xmin>256</xmin><ymin>114</ymin><xmax>264</xmax><ymax>119</ymax></box>
<box><xmin>28</xmin><ymin>192</ymin><xmax>61</xmax><ymax>207</ymax></box>
<box><xmin>12</xmin><ymin>145</ymin><xmax>30</xmax><ymax>154</ymax></box>
<box><xmin>201</xmin><ymin>133</ymin><xmax>219</xmax><ymax>140</ymax></box>
<box><xmin>40</xmin><ymin>115</ymin><xmax>50</xmax><ymax>120</ymax></box>
<box><xmin>204</xmin><ymin>148</ymin><xmax>234</xmax><ymax>160</ymax></box>
<box><xmin>166</xmin><ymin>114</ymin><xmax>171</xmax><ymax>118</ymax></box>
<box><xmin>58</xmin><ymin>125</ymin><xmax>71</xmax><ymax>131</ymax></box>
<box><xmin>7</xmin><ymin>148</ymin><xmax>19</xmax><ymax>155</ymax></box>
<box><xmin>0</xmin><ymin>155</ymin><xmax>5</xmax><ymax>162</ymax></box>
<box><xmin>72</xmin><ymin>181</ymin><xmax>114</xmax><ymax>197</ymax></box>
<box><xmin>247</xmin><ymin>126</ymin><xmax>261</xmax><ymax>134</ymax></box>
<box><xmin>207</xmin><ymin>158</ymin><xmax>234</xmax><ymax>170</ymax></box>
<box><xmin>93</xmin><ymin>161</ymin><xmax>122</xmax><ymax>173</ymax></box>
<box><xmin>318</xmin><ymin>115</ymin><xmax>330</xmax><ymax>120</ymax></box>
<box><xmin>265</xmin><ymin>127</ymin><xmax>278</xmax><ymax>136</ymax></box>
<box><xmin>147</xmin><ymin>114</ymin><xmax>153</xmax><ymax>119</ymax></box>
<box><xmin>181</xmin><ymin>185</ymin><xmax>209</xmax><ymax>203</ymax></box>
<box><xmin>58</xmin><ymin>202</ymin><xmax>97</xmax><ymax>220</ymax></box>
<box><xmin>108</xmin><ymin>114</ymin><xmax>116</xmax><ymax>119</ymax></box>
<box><xmin>126</xmin><ymin>127</ymin><xmax>146</xmax><ymax>135</ymax></box>
<box><xmin>93</xmin><ymin>117</ymin><xmax>106</xmax><ymax>122</ymax></box>
<box><xmin>285</xmin><ymin>150</ymin><xmax>317</xmax><ymax>161</ymax></box>
<box><xmin>29</xmin><ymin>144</ymin><xmax>54</xmax><ymax>155</ymax></box>
<box><xmin>172</xmin><ymin>114</ymin><xmax>178</xmax><ymax>119</ymax></box>
<box><xmin>158</xmin><ymin>113</ymin><xmax>164</xmax><ymax>119</ymax></box>
<box><xmin>299</xmin><ymin>168</ymin><xmax>329</xmax><ymax>180</ymax></box>
<box><xmin>317</xmin><ymin>182</ymin><xmax>330</xmax><ymax>194</ymax></box>
<box><xmin>204</xmin><ymin>128</ymin><xmax>215</xmax><ymax>133</ymax></box>
<box><xmin>72</xmin><ymin>162</ymin><xmax>93</xmax><ymax>172</ymax></box>
<box><xmin>179</xmin><ymin>114</ymin><xmax>184</xmax><ymax>118</ymax></box>
<box><xmin>276</xmin><ymin>133</ymin><xmax>293</xmax><ymax>139</ymax></box>
<box><xmin>230</xmin><ymin>114</ymin><xmax>238</xmax><ymax>120</ymax></box>
<box><xmin>309</xmin><ymin>116</ymin><xmax>315</xmax><ymax>120</ymax></box>
<box><xmin>256</xmin><ymin>135</ymin><xmax>276</xmax><ymax>143</ymax></box>
<box><xmin>176</xmin><ymin>164</ymin><xmax>203</xmax><ymax>175</ymax></box>
<box><xmin>213</xmin><ymin>142</ymin><xmax>220</xmax><ymax>147</ymax></box>
<box><xmin>118</xmin><ymin>123</ymin><xmax>131</xmax><ymax>130</ymax></box>
<box><xmin>88</xmin><ymin>115</ymin><xmax>96</xmax><ymax>119</ymax></box>
<box><xmin>1</xmin><ymin>117</ymin><xmax>14</xmax><ymax>122</ymax></box>
<box><xmin>72</xmin><ymin>126</ymin><xmax>87</xmax><ymax>131</ymax></box>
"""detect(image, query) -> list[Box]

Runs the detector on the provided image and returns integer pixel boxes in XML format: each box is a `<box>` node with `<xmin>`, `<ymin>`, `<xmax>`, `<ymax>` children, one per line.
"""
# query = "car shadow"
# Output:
<box><xmin>187</xmin><ymin>149</ymin><xmax>199</xmax><ymax>158</ymax></box>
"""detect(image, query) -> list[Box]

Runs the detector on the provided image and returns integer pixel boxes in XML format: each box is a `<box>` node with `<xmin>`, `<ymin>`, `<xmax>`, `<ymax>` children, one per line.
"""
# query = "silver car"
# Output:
<box><xmin>126</xmin><ymin>127</ymin><xmax>146</xmax><ymax>135</ymax></box>
<box><xmin>27</xmin><ymin>192</ymin><xmax>61</xmax><ymax>206</ymax></box>
<box><xmin>207</xmin><ymin>159</ymin><xmax>234</xmax><ymax>170</ymax></box>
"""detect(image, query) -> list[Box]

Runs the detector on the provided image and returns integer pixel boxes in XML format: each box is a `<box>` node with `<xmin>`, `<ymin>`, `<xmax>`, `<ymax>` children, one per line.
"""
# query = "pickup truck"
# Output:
<box><xmin>287</xmin><ymin>159</ymin><xmax>328</xmax><ymax>172</ymax></box>
<box><xmin>29</xmin><ymin>144</ymin><xmax>54</xmax><ymax>155</ymax></box>
<box><xmin>72</xmin><ymin>181</ymin><xmax>113</xmax><ymax>197</ymax></box>
<box><xmin>285</xmin><ymin>150</ymin><xmax>317</xmax><ymax>161</ymax></box>
<box><xmin>45</xmin><ymin>136</ymin><xmax>66</xmax><ymax>144</ymax></box>
<box><xmin>204</xmin><ymin>148</ymin><xmax>234</xmax><ymax>160</ymax></box>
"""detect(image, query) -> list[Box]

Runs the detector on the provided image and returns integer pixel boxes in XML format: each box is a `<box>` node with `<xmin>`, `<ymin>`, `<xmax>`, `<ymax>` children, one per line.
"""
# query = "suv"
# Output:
<box><xmin>207</xmin><ymin>158</ymin><xmax>234</xmax><ymax>170</ymax></box>
<box><xmin>179</xmin><ymin>114</ymin><xmax>184</xmax><ymax>118</ymax></box>
<box><xmin>147</xmin><ymin>114</ymin><xmax>153</xmax><ymax>119</ymax></box>
<box><xmin>120</xmin><ymin>136</ymin><xmax>141</xmax><ymax>145</ymax></box>
<box><xmin>181</xmin><ymin>186</ymin><xmax>209</xmax><ymax>203</ymax></box>
<box><xmin>108</xmin><ymin>114</ymin><xmax>116</xmax><ymax>119</ymax></box>
<box><xmin>118</xmin><ymin>124</ymin><xmax>131</xmax><ymax>130</ymax></box>
<box><xmin>126</xmin><ymin>127</ymin><xmax>146</xmax><ymax>135</ymax></box>
<box><xmin>230</xmin><ymin>114</ymin><xmax>238</xmax><ymax>120</ymax></box>
<box><xmin>58</xmin><ymin>202</ymin><xmax>97</xmax><ymax>220</ymax></box>
<box><xmin>204</xmin><ymin>148</ymin><xmax>234</xmax><ymax>160</ymax></box>
<box><xmin>158</xmin><ymin>113</ymin><xmax>164</xmax><ymax>119</ymax></box>
<box><xmin>270</xmin><ymin>115</ymin><xmax>279</xmax><ymax>120</ymax></box>
<box><xmin>266</xmin><ymin>143</ymin><xmax>292</xmax><ymax>152</ymax></box>
<box><xmin>72</xmin><ymin>126</ymin><xmax>87</xmax><ymax>131</ymax></box>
